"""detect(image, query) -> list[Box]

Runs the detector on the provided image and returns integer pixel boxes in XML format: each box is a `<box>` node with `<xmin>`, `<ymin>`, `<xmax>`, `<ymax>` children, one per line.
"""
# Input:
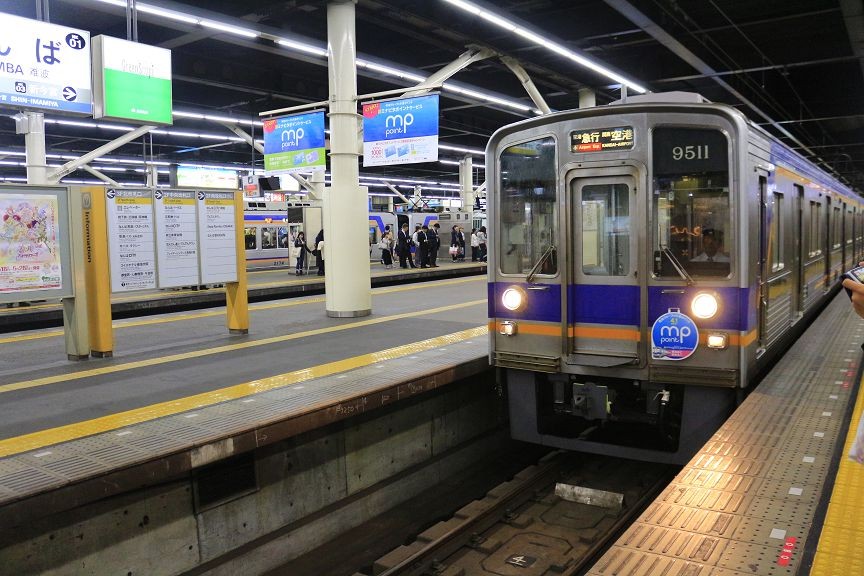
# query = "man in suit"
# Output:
<box><xmin>428</xmin><ymin>222</ymin><xmax>440</xmax><ymax>267</ymax></box>
<box><xmin>397</xmin><ymin>223</ymin><xmax>414</xmax><ymax>269</ymax></box>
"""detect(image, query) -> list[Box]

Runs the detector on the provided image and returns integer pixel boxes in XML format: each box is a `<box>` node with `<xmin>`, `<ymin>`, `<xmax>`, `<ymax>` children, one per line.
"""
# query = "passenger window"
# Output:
<box><xmin>581</xmin><ymin>184</ymin><xmax>629</xmax><ymax>276</ymax></box>
<box><xmin>244</xmin><ymin>227</ymin><xmax>257</xmax><ymax>250</ymax></box>
<box><xmin>261</xmin><ymin>227</ymin><xmax>276</xmax><ymax>249</ymax></box>
<box><xmin>278</xmin><ymin>227</ymin><xmax>290</xmax><ymax>248</ymax></box>
<box><xmin>809</xmin><ymin>201</ymin><xmax>822</xmax><ymax>257</ymax></box>
<box><xmin>770</xmin><ymin>192</ymin><xmax>784</xmax><ymax>272</ymax></box>
<box><xmin>498</xmin><ymin>137</ymin><xmax>557</xmax><ymax>275</ymax></box>
<box><xmin>832</xmin><ymin>206</ymin><xmax>842</xmax><ymax>249</ymax></box>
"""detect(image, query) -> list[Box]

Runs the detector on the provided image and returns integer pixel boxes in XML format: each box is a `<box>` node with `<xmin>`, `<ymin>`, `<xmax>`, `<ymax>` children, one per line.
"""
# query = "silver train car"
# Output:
<box><xmin>487</xmin><ymin>92</ymin><xmax>863</xmax><ymax>463</ymax></box>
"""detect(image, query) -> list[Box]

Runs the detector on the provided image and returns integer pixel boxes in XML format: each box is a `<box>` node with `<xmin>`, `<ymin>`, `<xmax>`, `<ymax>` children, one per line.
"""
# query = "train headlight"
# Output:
<box><xmin>691</xmin><ymin>292</ymin><xmax>719</xmax><ymax>319</ymax></box>
<box><xmin>707</xmin><ymin>333</ymin><xmax>728</xmax><ymax>349</ymax></box>
<box><xmin>501</xmin><ymin>286</ymin><xmax>526</xmax><ymax>311</ymax></box>
<box><xmin>499</xmin><ymin>321</ymin><xmax>517</xmax><ymax>336</ymax></box>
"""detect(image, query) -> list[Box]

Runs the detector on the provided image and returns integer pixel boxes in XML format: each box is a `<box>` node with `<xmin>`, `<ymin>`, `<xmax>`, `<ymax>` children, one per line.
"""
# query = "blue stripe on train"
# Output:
<box><xmin>488</xmin><ymin>282</ymin><xmax>757</xmax><ymax>332</ymax></box>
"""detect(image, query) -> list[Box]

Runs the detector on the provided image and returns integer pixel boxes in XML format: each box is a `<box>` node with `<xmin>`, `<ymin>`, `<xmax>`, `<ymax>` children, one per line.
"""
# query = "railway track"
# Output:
<box><xmin>363</xmin><ymin>452</ymin><xmax>676</xmax><ymax>576</ymax></box>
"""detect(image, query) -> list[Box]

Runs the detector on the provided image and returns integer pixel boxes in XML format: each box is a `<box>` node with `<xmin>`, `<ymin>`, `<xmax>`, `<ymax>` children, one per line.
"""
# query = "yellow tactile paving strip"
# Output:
<box><xmin>810</xmin><ymin>373</ymin><xmax>864</xmax><ymax>576</ymax></box>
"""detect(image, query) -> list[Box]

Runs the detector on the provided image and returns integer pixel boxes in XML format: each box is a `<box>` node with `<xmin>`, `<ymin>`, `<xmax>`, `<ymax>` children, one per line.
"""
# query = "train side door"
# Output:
<box><xmin>568</xmin><ymin>169</ymin><xmax>643</xmax><ymax>365</ymax></box>
<box><xmin>758</xmin><ymin>173</ymin><xmax>769</xmax><ymax>351</ymax></box>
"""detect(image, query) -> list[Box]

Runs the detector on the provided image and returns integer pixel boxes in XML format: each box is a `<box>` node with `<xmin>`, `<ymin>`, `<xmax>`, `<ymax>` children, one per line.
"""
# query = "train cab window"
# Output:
<box><xmin>261</xmin><ymin>227</ymin><xmax>277</xmax><ymax>249</ymax></box>
<box><xmin>652</xmin><ymin>127</ymin><xmax>730</xmax><ymax>277</ymax></box>
<box><xmin>244</xmin><ymin>227</ymin><xmax>257</xmax><ymax>250</ymax></box>
<box><xmin>581</xmin><ymin>184</ymin><xmax>630</xmax><ymax>276</ymax></box>
<box><xmin>498</xmin><ymin>137</ymin><xmax>557</xmax><ymax>275</ymax></box>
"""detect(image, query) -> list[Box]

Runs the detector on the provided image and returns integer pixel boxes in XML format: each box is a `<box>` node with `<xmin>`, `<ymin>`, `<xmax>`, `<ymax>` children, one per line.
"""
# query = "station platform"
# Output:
<box><xmin>587</xmin><ymin>292</ymin><xmax>864</xmax><ymax>576</ymax></box>
<box><xmin>0</xmin><ymin>261</ymin><xmax>486</xmax><ymax>332</ymax></box>
<box><xmin>0</xmin><ymin>275</ymin><xmax>488</xmax><ymax>528</ymax></box>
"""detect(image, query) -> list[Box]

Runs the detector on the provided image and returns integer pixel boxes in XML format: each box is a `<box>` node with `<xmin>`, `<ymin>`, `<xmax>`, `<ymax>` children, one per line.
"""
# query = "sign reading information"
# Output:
<box><xmin>197</xmin><ymin>191</ymin><xmax>237</xmax><ymax>284</ymax></box>
<box><xmin>92</xmin><ymin>35</ymin><xmax>172</xmax><ymax>124</ymax></box>
<box><xmin>571</xmin><ymin>126</ymin><xmax>635</xmax><ymax>153</ymax></box>
<box><xmin>263</xmin><ymin>111</ymin><xmax>326</xmax><ymax>174</ymax></box>
<box><xmin>106</xmin><ymin>188</ymin><xmax>156</xmax><ymax>292</ymax></box>
<box><xmin>154</xmin><ymin>189</ymin><xmax>198</xmax><ymax>288</ymax></box>
<box><xmin>362</xmin><ymin>94</ymin><xmax>438</xmax><ymax>167</ymax></box>
<box><xmin>0</xmin><ymin>13</ymin><xmax>92</xmax><ymax>114</ymax></box>
<box><xmin>0</xmin><ymin>193</ymin><xmax>62</xmax><ymax>292</ymax></box>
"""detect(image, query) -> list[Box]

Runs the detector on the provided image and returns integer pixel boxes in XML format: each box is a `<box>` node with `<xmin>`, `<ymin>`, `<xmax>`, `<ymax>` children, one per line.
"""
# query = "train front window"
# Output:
<box><xmin>498</xmin><ymin>136</ymin><xmax>557</xmax><ymax>275</ymax></box>
<box><xmin>653</xmin><ymin>127</ymin><xmax>731</xmax><ymax>278</ymax></box>
<box><xmin>581</xmin><ymin>184</ymin><xmax>630</xmax><ymax>276</ymax></box>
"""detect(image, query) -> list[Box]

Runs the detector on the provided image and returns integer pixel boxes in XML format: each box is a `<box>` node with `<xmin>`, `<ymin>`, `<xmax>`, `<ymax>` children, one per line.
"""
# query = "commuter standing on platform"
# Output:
<box><xmin>412</xmin><ymin>224</ymin><xmax>422</xmax><ymax>267</ymax></box>
<box><xmin>450</xmin><ymin>225</ymin><xmax>460</xmax><ymax>262</ymax></box>
<box><xmin>293</xmin><ymin>231</ymin><xmax>312</xmax><ymax>275</ymax></box>
<box><xmin>456</xmin><ymin>226</ymin><xmax>466</xmax><ymax>262</ymax></box>
<box><xmin>477</xmin><ymin>226</ymin><xmax>488</xmax><ymax>262</ymax></box>
<box><xmin>428</xmin><ymin>222</ymin><xmax>440</xmax><ymax>268</ymax></box>
<box><xmin>470</xmin><ymin>227</ymin><xmax>479</xmax><ymax>261</ymax></box>
<box><xmin>397</xmin><ymin>222</ymin><xmax>414</xmax><ymax>269</ymax></box>
<box><xmin>417</xmin><ymin>225</ymin><xmax>430</xmax><ymax>268</ymax></box>
<box><xmin>379</xmin><ymin>230</ymin><xmax>394</xmax><ymax>269</ymax></box>
<box><xmin>315</xmin><ymin>229</ymin><xmax>325</xmax><ymax>276</ymax></box>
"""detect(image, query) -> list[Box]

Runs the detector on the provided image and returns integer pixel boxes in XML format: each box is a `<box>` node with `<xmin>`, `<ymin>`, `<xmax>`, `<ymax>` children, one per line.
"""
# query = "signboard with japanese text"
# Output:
<box><xmin>570</xmin><ymin>126</ymin><xmax>634</xmax><ymax>153</ymax></box>
<box><xmin>106</xmin><ymin>188</ymin><xmax>157</xmax><ymax>292</ymax></box>
<box><xmin>362</xmin><ymin>94</ymin><xmax>438</xmax><ymax>167</ymax></box>
<box><xmin>0</xmin><ymin>13</ymin><xmax>92</xmax><ymax>114</ymax></box>
<box><xmin>92</xmin><ymin>35</ymin><xmax>172</xmax><ymax>124</ymax></box>
<box><xmin>172</xmin><ymin>165</ymin><xmax>238</xmax><ymax>190</ymax></box>
<box><xmin>197</xmin><ymin>191</ymin><xmax>237</xmax><ymax>284</ymax></box>
<box><xmin>0</xmin><ymin>187</ymin><xmax>73</xmax><ymax>301</ymax></box>
<box><xmin>154</xmin><ymin>189</ymin><xmax>198</xmax><ymax>288</ymax></box>
<box><xmin>263</xmin><ymin>111</ymin><xmax>326</xmax><ymax>174</ymax></box>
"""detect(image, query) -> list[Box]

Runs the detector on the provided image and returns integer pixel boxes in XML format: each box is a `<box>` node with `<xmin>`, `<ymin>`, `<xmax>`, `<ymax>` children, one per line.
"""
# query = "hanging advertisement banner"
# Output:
<box><xmin>0</xmin><ymin>13</ymin><xmax>92</xmax><ymax>115</ymax></box>
<box><xmin>197</xmin><ymin>191</ymin><xmax>237</xmax><ymax>284</ymax></box>
<box><xmin>92</xmin><ymin>35</ymin><xmax>173</xmax><ymax>124</ymax></box>
<box><xmin>263</xmin><ymin>110</ymin><xmax>326</xmax><ymax>174</ymax></box>
<box><xmin>106</xmin><ymin>188</ymin><xmax>157</xmax><ymax>292</ymax></box>
<box><xmin>154</xmin><ymin>189</ymin><xmax>199</xmax><ymax>288</ymax></box>
<box><xmin>362</xmin><ymin>94</ymin><xmax>438</xmax><ymax>167</ymax></box>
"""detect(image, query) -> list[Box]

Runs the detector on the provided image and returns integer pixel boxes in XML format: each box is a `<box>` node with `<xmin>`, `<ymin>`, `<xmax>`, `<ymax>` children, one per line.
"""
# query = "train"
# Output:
<box><xmin>487</xmin><ymin>91</ymin><xmax>863</xmax><ymax>463</ymax></box>
<box><xmin>243</xmin><ymin>201</ymin><xmax>473</xmax><ymax>270</ymax></box>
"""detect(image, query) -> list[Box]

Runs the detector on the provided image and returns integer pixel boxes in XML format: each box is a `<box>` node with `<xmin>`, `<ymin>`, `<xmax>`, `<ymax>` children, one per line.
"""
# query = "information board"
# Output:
<box><xmin>0</xmin><ymin>13</ymin><xmax>92</xmax><ymax>114</ymax></box>
<box><xmin>362</xmin><ymin>94</ymin><xmax>438</xmax><ymax>167</ymax></box>
<box><xmin>570</xmin><ymin>126</ymin><xmax>634</xmax><ymax>153</ymax></box>
<box><xmin>263</xmin><ymin>111</ymin><xmax>326</xmax><ymax>174</ymax></box>
<box><xmin>154</xmin><ymin>189</ymin><xmax>199</xmax><ymax>288</ymax></box>
<box><xmin>0</xmin><ymin>189</ymin><xmax>68</xmax><ymax>296</ymax></box>
<box><xmin>92</xmin><ymin>35</ymin><xmax>172</xmax><ymax>124</ymax></box>
<box><xmin>197</xmin><ymin>191</ymin><xmax>237</xmax><ymax>284</ymax></box>
<box><xmin>106</xmin><ymin>188</ymin><xmax>156</xmax><ymax>292</ymax></box>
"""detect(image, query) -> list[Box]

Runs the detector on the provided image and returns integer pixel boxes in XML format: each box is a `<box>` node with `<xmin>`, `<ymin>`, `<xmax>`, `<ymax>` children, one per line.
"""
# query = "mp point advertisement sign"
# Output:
<box><xmin>0</xmin><ymin>13</ymin><xmax>92</xmax><ymax>114</ymax></box>
<box><xmin>362</xmin><ymin>94</ymin><xmax>438</xmax><ymax>167</ymax></box>
<box><xmin>263</xmin><ymin>110</ymin><xmax>326</xmax><ymax>174</ymax></box>
<box><xmin>92</xmin><ymin>35</ymin><xmax>173</xmax><ymax>124</ymax></box>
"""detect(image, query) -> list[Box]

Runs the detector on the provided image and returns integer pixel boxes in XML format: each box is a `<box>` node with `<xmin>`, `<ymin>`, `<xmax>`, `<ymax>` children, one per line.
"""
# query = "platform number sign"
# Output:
<box><xmin>651</xmin><ymin>309</ymin><xmax>699</xmax><ymax>361</ymax></box>
<box><xmin>505</xmin><ymin>555</ymin><xmax>536</xmax><ymax>568</ymax></box>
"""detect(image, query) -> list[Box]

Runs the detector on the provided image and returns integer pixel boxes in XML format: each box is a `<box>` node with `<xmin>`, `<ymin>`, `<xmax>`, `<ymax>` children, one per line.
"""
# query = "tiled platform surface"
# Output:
<box><xmin>0</xmin><ymin>328</ymin><xmax>488</xmax><ymax>527</ymax></box>
<box><xmin>587</xmin><ymin>293</ymin><xmax>863</xmax><ymax>576</ymax></box>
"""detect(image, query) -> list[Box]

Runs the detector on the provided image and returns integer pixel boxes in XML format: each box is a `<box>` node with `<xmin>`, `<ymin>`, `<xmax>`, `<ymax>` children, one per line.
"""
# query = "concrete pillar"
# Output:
<box><xmin>324</xmin><ymin>0</ymin><xmax>370</xmax><ymax>317</ymax></box>
<box><xmin>460</xmin><ymin>155</ymin><xmax>474</xmax><ymax>211</ymax></box>
<box><xmin>16</xmin><ymin>112</ymin><xmax>48</xmax><ymax>185</ymax></box>
<box><xmin>578</xmin><ymin>88</ymin><xmax>596</xmax><ymax>109</ymax></box>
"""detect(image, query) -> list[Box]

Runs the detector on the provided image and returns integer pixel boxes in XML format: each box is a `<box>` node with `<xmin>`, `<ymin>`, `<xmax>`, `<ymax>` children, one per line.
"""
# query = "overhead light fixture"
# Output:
<box><xmin>439</xmin><ymin>144</ymin><xmax>485</xmax><ymax>155</ymax></box>
<box><xmin>199</xmin><ymin>20</ymin><xmax>259</xmax><ymax>38</ymax></box>
<box><xmin>441</xmin><ymin>0</ymin><xmax>648</xmax><ymax>94</ymax></box>
<box><xmin>276</xmin><ymin>39</ymin><xmax>328</xmax><ymax>58</ymax></box>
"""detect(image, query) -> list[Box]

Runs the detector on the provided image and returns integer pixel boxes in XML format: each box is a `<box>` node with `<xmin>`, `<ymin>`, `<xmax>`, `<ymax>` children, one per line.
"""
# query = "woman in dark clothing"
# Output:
<box><xmin>294</xmin><ymin>231</ymin><xmax>312</xmax><ymax>275</ymax></box>
<box><xmin>314</xmin><ymin>229</ymin><xmax>324</xmax><ymax>275</ymax></box>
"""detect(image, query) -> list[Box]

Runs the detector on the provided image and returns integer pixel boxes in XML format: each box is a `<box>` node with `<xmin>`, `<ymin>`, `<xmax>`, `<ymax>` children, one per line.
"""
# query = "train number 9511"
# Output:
<box><xmin>672</xmin><ymin>145</ymin><xmax>710</xmax><ymax>160</ymax></box>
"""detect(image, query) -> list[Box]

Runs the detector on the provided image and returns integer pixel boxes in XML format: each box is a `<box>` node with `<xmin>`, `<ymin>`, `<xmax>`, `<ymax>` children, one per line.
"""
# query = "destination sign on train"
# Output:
<box><xmin>570</xmin><ymin>126</ymin><xmax>634</xmax><ymax>152</ymax></box>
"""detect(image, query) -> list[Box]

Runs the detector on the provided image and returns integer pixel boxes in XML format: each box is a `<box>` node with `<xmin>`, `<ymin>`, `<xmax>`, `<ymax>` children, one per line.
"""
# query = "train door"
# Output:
<box><xmin>794</xmin><ymin>184</ymin><xmax>804</xmax><ymax>316</ymax></box>
<box><xmin>757</xmin><ymin>174</ymin><xmax>769</xmax><ymax>350</ymax></box>
<box><xmin>825</xmin><ymin>197</ymin><xmax>833</xmax><ymax>288</ymax></box>
<box><xmin>568</xmin><ymin>167</ymin><xmax>643</xmax><ymax>365</ymax></box>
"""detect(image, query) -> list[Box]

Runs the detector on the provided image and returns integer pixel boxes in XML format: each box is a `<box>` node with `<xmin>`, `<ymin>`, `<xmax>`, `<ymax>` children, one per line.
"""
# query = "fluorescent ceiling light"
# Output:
<box><xmin>357</xmin><ymin>59</ymin><xmax>427</xmax><ymax>83</ymax></box>
<box><xmin>276</xmin><ymin>39</ymin><xmax>328</xmax><ymax>58</ymax></box>
<box><xmin>441</xmin><ymin>0</ymin><xmax>648</xmax><ymax>94</ymax></box>
<box><xmin>136</xmin><ymin>4</ymin><xmax>200</xmax><ymax>25</ymax></box>
<box><xmin>199</xmin><ymin>20</ymin><xmax>258</xmax><ymax>38</ymax></box>
<box><xmin>439</xmin><ymin>143</ymin><xmax>484</xmax><ymax>155</ymax></box>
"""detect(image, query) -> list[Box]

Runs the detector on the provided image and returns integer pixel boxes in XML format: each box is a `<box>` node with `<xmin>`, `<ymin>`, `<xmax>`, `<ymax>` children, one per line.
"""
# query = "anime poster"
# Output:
<box><xmin>0</xmin><ymin>194</ymin><xmax>62</xmax><ymax>292</ymax></box>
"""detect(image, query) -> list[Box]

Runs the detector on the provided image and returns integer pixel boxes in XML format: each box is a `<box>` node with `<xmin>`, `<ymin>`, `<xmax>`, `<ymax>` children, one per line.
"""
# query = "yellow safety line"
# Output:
<box><xmin>0</xmin><ymin>277</ymin><xmax>483</xmax><ymax>345</ymax></box>
<box><xmin>0</xmin><ymin>299</ymin><xmax>486</xmax><ymax>395</ymax></box>
<box><xmin>0</xmin><ymin>325</ymin><xmax>489</xmax><ymax>458</ymax></box>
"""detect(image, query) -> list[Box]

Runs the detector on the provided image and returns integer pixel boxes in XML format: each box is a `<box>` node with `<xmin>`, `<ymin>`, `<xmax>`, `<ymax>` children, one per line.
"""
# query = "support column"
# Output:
<box><xmin>578</xmin><ymin>88</ymin><xmax>596</xmax><ymax>109</ymax></box>
<box><xmin>324</xmin><ymin>0</ymin><xmax>370</xmax><ymax>317</ymax></box>
<box><xmin>16</xmin><ymin>112</ymin><xmax>48</xmax><ymax>185</ymax></box>
<box><xmin>460</xmin><ymin>155</ymin><xmax>474</xmax><ymax>211</ymax></box>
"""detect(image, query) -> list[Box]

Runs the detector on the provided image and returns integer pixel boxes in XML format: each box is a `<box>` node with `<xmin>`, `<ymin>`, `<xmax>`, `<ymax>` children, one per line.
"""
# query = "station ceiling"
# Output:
<box><xmin>1</xmin><ymin>0</ymin><xmax>862</xmax><ymax>194</ymax></box>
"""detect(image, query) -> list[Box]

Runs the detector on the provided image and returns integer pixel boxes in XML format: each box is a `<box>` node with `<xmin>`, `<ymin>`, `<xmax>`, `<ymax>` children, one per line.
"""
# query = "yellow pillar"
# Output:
<box><xmin>226</xmin><ymin>191</ymin><xmax>249</xmax><ymax>334</ymax></box>
<box><xmin>81</xmin><ymin>186</ymin><xmax>113</xmax><ymax>356</ymax></box>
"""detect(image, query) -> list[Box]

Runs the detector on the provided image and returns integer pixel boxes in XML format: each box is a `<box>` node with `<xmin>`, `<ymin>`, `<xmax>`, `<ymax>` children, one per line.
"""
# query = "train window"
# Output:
<box><xmin>832</xmin><ymin>206</ymin><xmax>842</xmax><ymax>249</ymax></box>
<box><xmin>809</xmin><ymin>201</ymin><xmax>822</xmax><ymax>257</ymax></box>
<box><xmin>261</xmin><ymin>227</ymin><xmax>277</xmax><ymax>249</ymax></box>
<box><xmin>244</xmin><ymin>227</ymin><xmax>257</xmax><ymax>250</ymax></box>
<box><xmin>652</xmin><ymin>127</ymin><xmax>730</xmax><ymax>277</ymax></box>
<box><xmin>498</xmin><ymin>137</ymin><xmax>557</xmax><ymax>275</ymax></box>
<box><xmin>278</xmin><ymin>227</ymin><xmax>290</xmax><ymax>248</ymax></box>
<box><xmin>770</xmin><ymin>192</ymin><xmax>784</xmax><ymax>272</ymax></box>
<box><xmin>581</xmin><ymin>184</ymin><xmax>630</xmax><ymax>276</ymax></box>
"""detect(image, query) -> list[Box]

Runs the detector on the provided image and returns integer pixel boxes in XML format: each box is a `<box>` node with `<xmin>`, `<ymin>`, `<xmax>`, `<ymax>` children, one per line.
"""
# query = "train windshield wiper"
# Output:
<box><xmin>526</xmin><ymin>245</ymin><xmax>556</xmax><ymax>284</ymax></box>
<box><xmin>661</xmin><ymin>247</ymin><xmax>694</xmax><ymax>286</ymax></box>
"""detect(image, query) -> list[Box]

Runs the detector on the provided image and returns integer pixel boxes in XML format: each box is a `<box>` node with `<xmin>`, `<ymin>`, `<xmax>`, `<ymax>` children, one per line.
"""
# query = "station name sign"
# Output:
<box><xmin>570</xmin><ymin>126</ymin><xmax>634</xmax><ymax>153</ymax></box>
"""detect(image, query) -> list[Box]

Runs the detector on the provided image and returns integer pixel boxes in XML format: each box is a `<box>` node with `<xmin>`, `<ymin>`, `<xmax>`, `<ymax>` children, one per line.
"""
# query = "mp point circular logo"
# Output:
<box><xmin>651</xmin><ymin>309</ymin><xmax>699</xmax><ymax>361</ymax></box>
